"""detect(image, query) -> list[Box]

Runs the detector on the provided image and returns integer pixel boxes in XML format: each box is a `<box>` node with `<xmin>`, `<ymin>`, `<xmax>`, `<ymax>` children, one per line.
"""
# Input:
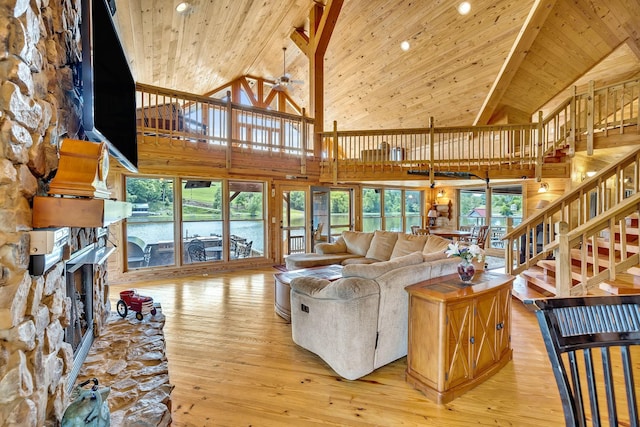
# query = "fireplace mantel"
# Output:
<box><xmin>33</xmin><ymin>196</ymin><xmax>132</xmax><ymax>228</ymax></box>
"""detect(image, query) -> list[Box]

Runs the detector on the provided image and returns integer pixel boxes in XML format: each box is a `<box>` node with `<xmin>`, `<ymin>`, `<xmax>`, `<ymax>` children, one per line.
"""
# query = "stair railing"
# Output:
<box><xmin>548</xmin><ymin>192</ymin><xmax>640</xmax><ymax>296</ymax></box>
<box><xmin>503</xmin><ymin>145</ymin><xmax>640</xmax><ymax>295</ymax></box>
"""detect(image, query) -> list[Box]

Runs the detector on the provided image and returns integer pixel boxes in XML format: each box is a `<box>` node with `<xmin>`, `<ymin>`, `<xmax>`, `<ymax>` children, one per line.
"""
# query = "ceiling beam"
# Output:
<box><xmin>290</xmin><ymin>0</ymin><xmax>344</xmax><ymax>144</ymax></box>
<box><xmin>474</xmin><ymin>0</ymin><xmax>557</xmax><ymax>126</ymax></box>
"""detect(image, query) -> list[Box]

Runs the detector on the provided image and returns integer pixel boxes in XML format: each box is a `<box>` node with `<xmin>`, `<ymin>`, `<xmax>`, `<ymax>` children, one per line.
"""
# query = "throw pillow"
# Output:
<box><xmin>391</xmin><ymin>233</ymin><xmax>428</xmax><ymax>258</ymax></box>
<box><xmin>342</xmin><ymin>231</ymin><xmax>374</xmax><ymax>256</ymax></box>
<box><xmin>365</xmin><ymin>230</ymin><xmax>399</xmax><ymax>261</ymax></box>
<box><xmin>423</xmin><ymin>234</ymin><xmax>452</xmax><ymax>254</ymax></box>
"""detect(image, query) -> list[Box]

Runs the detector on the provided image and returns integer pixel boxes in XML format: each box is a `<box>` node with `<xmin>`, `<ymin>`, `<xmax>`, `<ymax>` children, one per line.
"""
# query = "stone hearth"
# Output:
<box><xmin>75</xmin><ymin>308</ymin><xmax>173</xmax><ymax>426</ymax></box>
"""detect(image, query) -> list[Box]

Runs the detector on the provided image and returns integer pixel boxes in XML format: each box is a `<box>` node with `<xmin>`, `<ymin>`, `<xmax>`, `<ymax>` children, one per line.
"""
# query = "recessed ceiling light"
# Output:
<box><xmin>400</xmin><ymin>40</ymin><xmax>410</xmax><ymax>51</ymax></box>
<box><xmin>457</xmin><ymin>1</ymin><xmax>471</xmax><ymax>15</ymax></box>
<box><xmin>176</xmin><ymin>2</ymin><xmax>191</xmax><ymax>14</ymax></box>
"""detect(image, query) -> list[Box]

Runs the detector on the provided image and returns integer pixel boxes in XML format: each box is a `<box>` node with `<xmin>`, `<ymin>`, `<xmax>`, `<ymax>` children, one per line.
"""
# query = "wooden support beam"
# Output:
<box><xmin>474</xmin><ymin>0</ymin><xmax>557</xmax><ymax>125</ymax></box>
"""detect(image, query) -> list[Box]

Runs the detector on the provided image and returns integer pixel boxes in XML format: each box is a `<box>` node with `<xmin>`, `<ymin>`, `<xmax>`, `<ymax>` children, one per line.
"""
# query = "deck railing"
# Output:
<box><xmin>135</xmin><ymin>83</ymin><xmax>315</xmax><ymax>165</ymax></box>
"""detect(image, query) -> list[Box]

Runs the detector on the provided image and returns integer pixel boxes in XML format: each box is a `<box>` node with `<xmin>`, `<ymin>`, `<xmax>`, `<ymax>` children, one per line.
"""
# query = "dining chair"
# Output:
<box><xmin>413</xmin><ymin>228</ymin><xmax>430</xmax><ymax>235</ymax></box>
<box><xmin>528</xmin><ymin>295</ymin><xmax>640</xmax><ymax>427</ymax></box>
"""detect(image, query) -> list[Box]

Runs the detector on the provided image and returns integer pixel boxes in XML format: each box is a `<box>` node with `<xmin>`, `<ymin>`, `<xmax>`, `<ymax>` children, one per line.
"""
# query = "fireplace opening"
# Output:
<box><xmin>63</xmin><ymin>235</ymin><xmax>114</xmax><ymax>392</ymax></box>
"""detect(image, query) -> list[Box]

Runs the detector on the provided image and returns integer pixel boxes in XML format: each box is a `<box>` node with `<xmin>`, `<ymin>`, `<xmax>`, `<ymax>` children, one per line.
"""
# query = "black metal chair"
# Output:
<box><xmin>528</xmin><ymin>295</ymin><xmax>640</xmax><ymax>427</ymax></box>
<box><xmin>187</xmin><ymin>239</ymin><xmax>207</xmax><ymax>262</ymax></box>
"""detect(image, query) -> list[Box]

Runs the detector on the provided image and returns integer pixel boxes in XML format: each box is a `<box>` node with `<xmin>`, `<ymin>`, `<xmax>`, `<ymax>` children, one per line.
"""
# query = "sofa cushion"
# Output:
<box><xmin>342</xmin><ymin>231</ymin><xmax>374</xmax><ymax>256</ymax></box>
<box><xmin>365</xmin><ymin>230</ymin><xmax>398</xmax><ymax>261</ymax></box>
<box><xmin>291</xmin><ymin>276</ymin><xmax>379</xmax><ymax>300</ymax></box>
<box><xmin>315</xmin><ymin>237</ymin><xmax>347</xmax><ymax>254</ymax></box>
<box><xmin>423</xmin><ymin>234</ymin><xmax>452</xmax><ymax>254</ymax></box>
<box><xmin>342</xmin><ymin>257</ymin><xmax>377</xmax><ymax>265</ymax></box>
<box><xmin>285</xmin><ymin>253</ymin><xmax>360</xmax><ymax>270</ymax></box>
<box><xmin>343</xmin><ymin>252</ymin><xmax>423</xmax><ymax>280</ymax></box>
<box><xmin>390</xmin><ymin>233</ymin><xmax>428</xmax><ymax>259</ymax></box>
<box><xmin>422</xmin><ymin>251</ymin><xmax>448</xmax><ymax>262</ymax></box>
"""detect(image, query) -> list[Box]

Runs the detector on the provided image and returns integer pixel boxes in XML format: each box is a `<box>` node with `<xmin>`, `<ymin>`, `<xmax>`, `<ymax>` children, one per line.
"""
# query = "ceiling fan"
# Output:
<box><xmin>273</xmin><ymin>47</ymin><xmax>303</xmax><ymax>91</ymax></box>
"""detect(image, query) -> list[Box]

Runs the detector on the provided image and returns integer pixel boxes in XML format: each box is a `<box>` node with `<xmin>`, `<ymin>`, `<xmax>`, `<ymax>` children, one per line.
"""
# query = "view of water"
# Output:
<box><xmin>128</xmin><ymin>221</ymin><xmax>265</xmax><ymax>252</ymax></box>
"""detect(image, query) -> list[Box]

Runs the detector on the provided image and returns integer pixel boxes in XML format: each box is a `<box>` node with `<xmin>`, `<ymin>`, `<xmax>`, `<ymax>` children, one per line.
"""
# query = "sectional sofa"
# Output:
<box><xmin>287</xmin><ymin>230</ymin><xmax>463</xmax><ymax>380</ymax></box>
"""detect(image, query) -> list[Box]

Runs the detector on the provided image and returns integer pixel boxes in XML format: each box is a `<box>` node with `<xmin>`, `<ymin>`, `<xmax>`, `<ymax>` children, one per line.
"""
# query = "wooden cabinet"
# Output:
<box><xmin>405</xmin><ymin>271</ymin><xmax>514</xmax><ymax>404</ymax></box>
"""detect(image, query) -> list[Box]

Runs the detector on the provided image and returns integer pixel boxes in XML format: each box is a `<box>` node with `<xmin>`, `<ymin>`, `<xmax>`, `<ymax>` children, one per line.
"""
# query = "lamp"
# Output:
<box><xmin>436</xmin><ymin>189</ymin><xmax>446</xmax><ymax>199</ymax></box>
<box><xmin>428</xmin><ymin>209</ymin><xmax>438</xmax><ymax>227</ymax></box>
<box><xmin>538</xmin><ymin>182</ymin><xmax>549</xmax><ymax>193</ymax></box>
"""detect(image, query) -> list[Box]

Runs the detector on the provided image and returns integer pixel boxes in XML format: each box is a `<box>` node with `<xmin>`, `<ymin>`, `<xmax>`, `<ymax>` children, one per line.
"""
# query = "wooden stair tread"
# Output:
<box><xmin>520</xmin><ymin>266</ymin><xmax>558</xmax><ymax>299</ymax></box>
<box><xmin>600</xmin><ymin>273</ymin><xmax>640</xmax><ymax>295</ymax></box>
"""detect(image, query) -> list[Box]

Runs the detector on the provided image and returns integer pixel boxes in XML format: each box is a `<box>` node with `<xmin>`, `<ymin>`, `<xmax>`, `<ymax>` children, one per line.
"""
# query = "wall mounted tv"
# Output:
<box><xmin>81</xmin><ymin>0</ymin><xmax>138</xmax><ymax>173</ymax></box>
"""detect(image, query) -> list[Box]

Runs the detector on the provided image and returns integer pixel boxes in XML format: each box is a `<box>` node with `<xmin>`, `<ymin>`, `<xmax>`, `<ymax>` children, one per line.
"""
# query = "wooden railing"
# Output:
<box><xmin>135</xmin><ymin>83</ymin><xmax>315</xmax><ymax>165</ymax></box>
<box><xmin>503</xmin><ymin>145</ymin><xmax>640</xmax><ymax>295</ymax></box>
<box><xmin>318</xmin><ymin>78</ymin><xmax>640</xmax><ymax>183</ymax></box>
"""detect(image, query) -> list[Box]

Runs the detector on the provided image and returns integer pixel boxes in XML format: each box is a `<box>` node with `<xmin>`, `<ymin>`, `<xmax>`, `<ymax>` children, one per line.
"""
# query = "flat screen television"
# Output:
<box><xmin>80</xmin><ymin>0</ymin><xmax>138</xmax><ymax>173</ymax></box>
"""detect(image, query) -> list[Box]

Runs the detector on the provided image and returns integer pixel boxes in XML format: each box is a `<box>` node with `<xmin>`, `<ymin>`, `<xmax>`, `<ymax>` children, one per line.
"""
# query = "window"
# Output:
<box><xmin>329</xmin><ymin>189</ymin><xmax>352</xmax><ymax>238</ymax></box>
<box><xmin>362</xmin><ymin>188</ymin><xmax>381</xmax><ymax>232</ymax></box>
<box><xmin>229</xmin><ymin>181</ymin><xmax>265</xmax><ymax>259</ymax></box>
<box><xmin>125</xmin><ymin>177</ymin><xmax>175</xmax><ymax>269</ymax></box>
<box><xmin>383</xmin><ymin>189</ymin><xmax>402</xmax><ymax>231</ymax></box>
<box><xmin>405</xmin><ymin>190</ymin><xmax>422</xmax><ymax>232</ymax></box>
<box><xmin>182</xmin><ymin>180</ymin><xmax>223</xmax><ymax>264</ymax></box>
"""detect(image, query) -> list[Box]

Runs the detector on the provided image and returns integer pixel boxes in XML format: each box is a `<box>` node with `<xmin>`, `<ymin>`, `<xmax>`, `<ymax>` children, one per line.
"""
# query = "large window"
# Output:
<box><xmin>363</xmin><ymin>187</ymin><xmax>423</xmax><ymax>233</ymax></box>
<box><xmin>125</xmin><ymin>177</ymin><xmax>175</xmax><ymax>269</ymax></box>
<box><xmin>459</xmin><ymin>185</ymin><xmax>522</xmax><ymax>249</ymax></box>
<box><xmin>124</xmin><ymin>177</ymin><xmax>266</xmax><ymax>269</ymax></box>
<box><xmin>362</xmin><ymin>188</ymin><xmax>381</xmax><ymax>232</ymax></box>
<box><xmin>182</xmin><ymin>180</ymin><xmax>223</xmax><ymax>264</ymax></box>
<box><xmin>229</xmin><ymin>181</ymin><xmax>265</xmax><ymax>259</ymax></box>
<box><xmin>329</xmin><ymin>189</ymin><xmax>352</xmax><ymax>238</ymax></box>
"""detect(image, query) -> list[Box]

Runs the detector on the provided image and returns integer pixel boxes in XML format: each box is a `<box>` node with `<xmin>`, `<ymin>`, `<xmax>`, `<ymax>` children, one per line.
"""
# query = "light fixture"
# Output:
<box><xmin>400</xmin><ymin>40</ymin><xmax>410</xmax><ymax>51</ymax></box>
<box><xmin>428</xmin><ymin>209</ymin><xmax>438</xmax><ymax>227</ymax></box>
<box><xmin>457</xmin><ymin>1</ymin><xmax>471</xmax><ymax>15</ymax></box>
<box><xmin>586</xmin><ymin>170</ymin><xmax>596</xmax><ymax>178</ymax></box>
<box><xmin>538</xmin><ymin>182</ymin><xmax>549</xmax><ymax>193</ymax></box>
<box><xmin>176</xmin><ymin>2</ymin><xmax>192</xmax><ymax>14</ymax></box>
<box><xmin>436</xmin><ymin>189</ymin><xmax>445</xmax><ymax>198</ymax></box>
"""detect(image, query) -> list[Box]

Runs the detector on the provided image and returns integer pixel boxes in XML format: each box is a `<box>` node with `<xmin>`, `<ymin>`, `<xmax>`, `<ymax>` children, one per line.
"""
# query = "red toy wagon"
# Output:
<box><xmin>117</xmin><ymin>290</ymin><xmax>157</xmax><ymax>320</ymax></box>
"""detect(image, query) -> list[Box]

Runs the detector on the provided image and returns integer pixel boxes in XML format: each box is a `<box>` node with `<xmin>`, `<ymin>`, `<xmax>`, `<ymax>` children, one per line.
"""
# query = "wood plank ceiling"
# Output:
<box><xmin>113</xmin><ymin>0</ymin><xmax>640</xmax><ymax>131</ymax></box>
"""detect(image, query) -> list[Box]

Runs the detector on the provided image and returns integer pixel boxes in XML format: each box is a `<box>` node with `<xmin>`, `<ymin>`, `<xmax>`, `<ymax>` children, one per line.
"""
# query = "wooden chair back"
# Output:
<box><xmin>528</xmin><ymin>295</ymin><xmax>640</xmax><ymax>427</ymax></box>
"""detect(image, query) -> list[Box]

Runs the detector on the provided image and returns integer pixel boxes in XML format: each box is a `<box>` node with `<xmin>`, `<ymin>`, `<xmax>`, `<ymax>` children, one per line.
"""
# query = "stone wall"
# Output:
<box><xmin>0</xmin><ymin>0</ymin><xmax>99</xmax><ymax>425</ymax></box>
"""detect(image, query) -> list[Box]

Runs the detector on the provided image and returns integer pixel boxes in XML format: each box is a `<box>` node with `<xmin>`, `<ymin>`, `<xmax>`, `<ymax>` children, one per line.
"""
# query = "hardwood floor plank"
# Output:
<box><xmin>108</xmin><ymin>268</ymin><xmax>566</xmax><ymax>426</ymax></box>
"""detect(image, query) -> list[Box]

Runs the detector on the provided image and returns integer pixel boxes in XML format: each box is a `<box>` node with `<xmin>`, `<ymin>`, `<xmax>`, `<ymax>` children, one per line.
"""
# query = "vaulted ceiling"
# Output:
<box><xmin>113</xmin><ymin>0</ymin><xmax>640</xmax><ymax>131</ymax></box>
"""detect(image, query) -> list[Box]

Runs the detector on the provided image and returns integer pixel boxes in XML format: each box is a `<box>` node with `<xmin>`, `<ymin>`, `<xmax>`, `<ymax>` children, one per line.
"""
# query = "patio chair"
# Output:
<box><xmin>187</xmin><ymin>239</ymin><xmax>207</xmax><ymax>262</ymax></box>
<box><xmin>528</xmin><ymin>295</ymin><xmax>640</xmax><ymax>427</ymax></box>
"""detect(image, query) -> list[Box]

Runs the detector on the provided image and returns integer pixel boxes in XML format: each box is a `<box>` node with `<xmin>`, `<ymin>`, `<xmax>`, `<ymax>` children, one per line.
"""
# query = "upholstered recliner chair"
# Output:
<box><xmin>289</xmin><ymin>252</ymin><xmax>458</xmax><ymax>380</ymax></box>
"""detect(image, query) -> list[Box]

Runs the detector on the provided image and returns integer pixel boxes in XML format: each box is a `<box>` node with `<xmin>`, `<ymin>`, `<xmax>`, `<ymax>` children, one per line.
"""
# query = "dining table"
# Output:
<box><xmin>429</xmin><ymin>228</ymin><xmax>471</xmax><ymax>241</ymax></box>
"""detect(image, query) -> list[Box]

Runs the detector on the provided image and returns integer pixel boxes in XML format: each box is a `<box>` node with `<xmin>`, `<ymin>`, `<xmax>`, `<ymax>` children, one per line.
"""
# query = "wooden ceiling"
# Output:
<box><xmin>113</xmin><ymin>0</ymin><xmax>640</xmax><ymax>131</ymax></box>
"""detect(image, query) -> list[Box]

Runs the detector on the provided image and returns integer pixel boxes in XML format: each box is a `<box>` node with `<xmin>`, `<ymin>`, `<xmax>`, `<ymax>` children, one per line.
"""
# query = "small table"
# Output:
<box><xmin>405</xmin><ymin>271</ymin><xmax>514</xmax><ymax>404</ymax></box>
<box><xmin>430</xmin><ymin>229</ymin><xmax>471</xmax><ymax>241</ymax></box>
<box><xmin>274</xmin><ymin>265</ymin><xmax>343</xmax><ymax>322</ymax></box>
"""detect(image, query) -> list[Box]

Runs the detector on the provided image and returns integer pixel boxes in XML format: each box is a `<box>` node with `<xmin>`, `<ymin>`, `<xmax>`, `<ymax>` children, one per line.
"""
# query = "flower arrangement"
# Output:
<box><xmin>445</xmin><ymin>242</ymin><xmax>485</xmax><ymax>264</ymax></box>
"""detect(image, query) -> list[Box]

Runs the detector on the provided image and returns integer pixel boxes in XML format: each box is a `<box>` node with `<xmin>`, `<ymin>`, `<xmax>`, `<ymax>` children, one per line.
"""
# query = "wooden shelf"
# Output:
<box><xmin>33</xmin><ymin>197</ymin><xmax>131</xmax><ymax>228</ymax></box>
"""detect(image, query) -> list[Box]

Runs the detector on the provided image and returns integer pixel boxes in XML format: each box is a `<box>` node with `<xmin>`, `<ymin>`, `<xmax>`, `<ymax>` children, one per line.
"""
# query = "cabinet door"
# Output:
<box><xmin>473</xmin><ymin>290</ymin><xmax>501</xmax><ymax>376</ymax></box>
<box><xmin>444</xmin><ymin>300</ymin><xmax>473</xmax><ymax>389</ymax></box>
<box><xmin>494</xmin><ymin>286</ymin><xmax>511</xmax><ymax>356</ymax></box>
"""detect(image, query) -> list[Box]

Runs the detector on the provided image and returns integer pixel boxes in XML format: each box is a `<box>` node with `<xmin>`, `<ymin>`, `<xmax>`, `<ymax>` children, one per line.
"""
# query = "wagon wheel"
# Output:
<box><xmin>135</xmin><ymin>312</ymin><xmax>144</xmax><ymax>321</ymax></box>
<box><xmin>116</xmin><ymin>300</ymin><xmax>128</xmax><ymax>318</ymax></box>
<box><xmin>150</xmin><ymin>307</ymin><xmax>157</xmax><ymax>316</ymax></box>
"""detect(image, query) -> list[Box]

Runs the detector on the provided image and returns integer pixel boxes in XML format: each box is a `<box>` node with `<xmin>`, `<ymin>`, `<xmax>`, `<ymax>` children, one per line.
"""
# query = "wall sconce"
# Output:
<box><xmin>581</xmin><ymin>170</ymin><xmax>597</xmax><ymax>181</ymax></box>
<box><xmin>538</xmin><ymin>182</ymin><xmax>549</xmax><ymax>193</ymax></box>
<box><xmin>436</xmin><ymin>189</ymin><xmax>446</xmax><ymax>199</ymax></box>
<box><xmin>427</xmin><ymin>209</ymin><xmax>438</xmax><ymax>227</ymax></box>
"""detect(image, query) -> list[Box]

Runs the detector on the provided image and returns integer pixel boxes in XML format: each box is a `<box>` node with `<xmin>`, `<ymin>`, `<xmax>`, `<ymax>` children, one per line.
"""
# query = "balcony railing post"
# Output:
<box><xmin>429</xmin><ymin>116</ymin><xmax>435</xmax><ymax>186</ymax></box>
<box><xmin>332</xmin><ymin>121</ymin><xmax>339</xmax><ymax>185</ymax></box>
<box><xmin>569</xmin><ymin>85</ymin><xmax>576</xmax><ymax>156</ymax></box>
<box><xmin>587</xmin><ymin>80</ymin><xmax>595</xmax><ymax>155</ymax></box>
<box><xmin>535</xmin><ymin>111</ymin><xmax>543</xmax><ymax>181</ymax></box>
<box><xmin>225</xmin><ymin>91</ymin><xmax>232</xmax><ymax>169</ymax></box>
<box><xmin>301</xmin><ymin>108</ymin><xmax>307</xmax><ymax>174</ymax></box>
<box><xmin>555</xmin><ymin>221</ymin><xmax>571</xmax><ymax>296</ymax></box>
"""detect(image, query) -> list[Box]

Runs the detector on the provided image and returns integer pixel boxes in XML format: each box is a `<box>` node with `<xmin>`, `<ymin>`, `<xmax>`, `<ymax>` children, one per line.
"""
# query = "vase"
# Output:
<box><xmin>457</xmin><ymin>260</ymin><xmax>476</xmax><ymax>283</ymax></box>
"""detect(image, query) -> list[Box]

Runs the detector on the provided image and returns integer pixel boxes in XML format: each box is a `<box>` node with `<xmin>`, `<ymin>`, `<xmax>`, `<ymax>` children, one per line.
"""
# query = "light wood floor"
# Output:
<box><xmin>108</xmin><ymin>268</ymin><xmax>567</xmax><ymax>426</ymax></box>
